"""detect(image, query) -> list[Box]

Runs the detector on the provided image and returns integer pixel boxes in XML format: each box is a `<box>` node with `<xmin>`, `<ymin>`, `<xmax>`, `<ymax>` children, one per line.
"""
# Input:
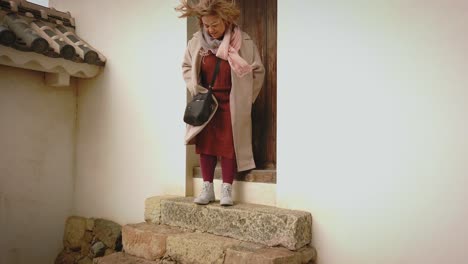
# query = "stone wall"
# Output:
<box><xmin>55</xmin><ymin>216</ymin><xmax>122</xmax><ymax>264</ymax></box>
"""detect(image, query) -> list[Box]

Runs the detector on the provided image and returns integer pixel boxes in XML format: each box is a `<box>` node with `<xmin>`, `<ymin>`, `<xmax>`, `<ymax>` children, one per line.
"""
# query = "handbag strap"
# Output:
<box><xmin>209</xmin><ymin>58</ymin><xmax>221</xmax><ymax>90</ymax></box>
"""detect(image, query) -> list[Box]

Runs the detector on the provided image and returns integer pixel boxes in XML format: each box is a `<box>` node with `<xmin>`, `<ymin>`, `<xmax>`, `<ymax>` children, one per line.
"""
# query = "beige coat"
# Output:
<box><xmin>182</xmin><ymin>31</ymin><xmax>265</xmax><ymax>171</ymax></box>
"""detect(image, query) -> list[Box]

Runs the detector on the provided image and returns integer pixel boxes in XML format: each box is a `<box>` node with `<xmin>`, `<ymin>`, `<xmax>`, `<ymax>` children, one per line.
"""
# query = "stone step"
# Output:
<box><xmin>122</xmin><ymin>223</ymin><xmax>184</xmax><ymax>261</ymax></box>
<box><xmin>93</xmin><ymin>252</ymin><xmax>160</xmax><ymax>264</ymax></box>
<box><xmin>121</xmin><ymin>222</ymin><xmax>316</xmax><ymax>264</ymax></box>
<box><xmin>145</xmin><ymin>196</ymin><xmax>313</xmax><ymax>250</ymax></box>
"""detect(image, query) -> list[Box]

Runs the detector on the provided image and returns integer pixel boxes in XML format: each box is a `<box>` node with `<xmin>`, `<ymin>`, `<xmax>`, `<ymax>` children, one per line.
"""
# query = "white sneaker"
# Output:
<box><xmin>220</xmin><ymin>183</ymin><xmax>233</xmax><ymax>206</ymax></box>
<box><xmin>194</xmin><ymin>181</ymin><xmax>215</xmax><ymax>205</ymax></box>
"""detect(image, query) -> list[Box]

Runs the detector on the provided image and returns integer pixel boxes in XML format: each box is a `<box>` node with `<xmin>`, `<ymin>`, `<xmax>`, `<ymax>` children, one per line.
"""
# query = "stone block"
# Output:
<box><xmin>93</xmin><ymin>252</ymin><xmax>159</xmax><ymax>264</ymax></box>
<box><xmin>160</xmin><ymin>197</ymin><xmax>312</xmax><ymax>250</ymax></box>
<box><xmin>145</xmin><ymin>195</ymin><xmax>179</xmax><ymax>224</ymax></box>
<box><xmin>225</xmin><ymin>244</ymin><xmax>317</xmax><ymax>264</ymax></box>
<box><xmin>86</xmin><ymin>218</ymin><xmax>95</xmax><ymax>231</ymax></box>
<box><xmin>80</xmin><ymin>241</ymin><xmax>91</xmax><ymax>257</ymax></box>
<box><xmin>83</xmin><ymin>231</ymin><xmax>93</xmax><ymax>244</ymax></box>
<box><xmin>64</xmin><ymin>216</ymin><xmax>87</xmax><ymax>250</ymax></box>
<box><xmin>248</xmin><ymin>247</ymin><xmax>302</xmax><ymax>264</ymax></box>
<box><xmin>104</xmin><ymin>248</ymin><xmax>115</xmax><ymax>256</ymax></box>
<box><xmin>55</xmin><ymin>250</ymin><xmax>81</xmax><ymax>264</ymax></box>
<box><xmin>77</xmin><ymin>256</ymin><xmax>93</xmax><ymax>264</ymax></box>
<box><xmin>223</xmin><ymin>242</ymin><xmax>266</xmax><ymax>264</ymax></box>
<box><xmin>91</xmin><ymin>241</ymin><xmax>106</xmax><ymax>258</ymax></box>
<box><xmin>122</xmin><ymin>223</ymin><xmax>184</xmax><ymax>261</ymax></box>
<box><xmin>94</xmin><ymin>218</ymin><xmax>121</xmax><ymax>249</ymax></box>
<box><xmin>297</xmin><ymin>246</ymin><xmax>318</xmax><ymax>263</ymax></box>
<box><xmin>166</xmin><ymin>232</ymin><xmax>242</xmax><ymax>264</ymax></box>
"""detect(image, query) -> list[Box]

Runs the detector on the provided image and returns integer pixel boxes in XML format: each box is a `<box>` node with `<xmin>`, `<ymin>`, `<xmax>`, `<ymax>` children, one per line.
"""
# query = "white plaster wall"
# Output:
<box><xmin>277</xmin><ymin>1</ymin><xmax>468</xmax><ymax>264</ymax></box>
<box><xmin>49</xmin><ymin>0</ymin><xmax>187</xmax><ymax>224</ymax></box>
<box><xmin>36</xmin><ymin>0</ymin><xmax>468</xmax><ymax>263</ymax></box>
<box><xmin>0</xmin><ymin>65</ymin><xmax>75</xmax><ymax>264</ymax></box>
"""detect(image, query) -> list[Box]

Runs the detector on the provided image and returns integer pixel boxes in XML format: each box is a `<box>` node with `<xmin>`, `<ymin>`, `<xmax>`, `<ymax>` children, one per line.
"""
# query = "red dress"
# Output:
<box><xmin>195</xmin><ymin>52</ymin><xmax>235</xmax><ymax>159</ymax></box>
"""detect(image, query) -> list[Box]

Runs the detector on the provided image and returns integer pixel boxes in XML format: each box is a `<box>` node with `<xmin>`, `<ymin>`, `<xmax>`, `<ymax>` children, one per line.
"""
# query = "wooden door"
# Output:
<box><xmin>237</xmin><ymin>0</ymin><xmax>277</xmax><ymax>169</ymax></box>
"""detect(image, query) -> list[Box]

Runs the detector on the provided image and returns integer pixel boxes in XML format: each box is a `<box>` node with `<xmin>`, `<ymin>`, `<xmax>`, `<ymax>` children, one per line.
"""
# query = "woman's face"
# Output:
<box><xmin>201</xmin><ymin>15</ymin><xmax>226</xmax><ymax>39</ymax></box>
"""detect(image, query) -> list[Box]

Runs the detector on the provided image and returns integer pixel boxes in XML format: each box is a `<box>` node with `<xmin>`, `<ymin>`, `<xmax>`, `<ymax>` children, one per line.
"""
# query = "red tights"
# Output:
<box><xmin>200</xmin><ymin>154</ymin><xmax>237</xmax><ymax>184</ymax></box>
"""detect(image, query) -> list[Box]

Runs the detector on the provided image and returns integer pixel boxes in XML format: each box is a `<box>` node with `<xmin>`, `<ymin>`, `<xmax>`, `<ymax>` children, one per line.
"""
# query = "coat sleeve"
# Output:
<box><xmin>251</xmin><ymin>42</ymin><xmax>265</xmax><ymax>104</ymax></box>
<box><xmin>182</xmin><ymin>39</ymin><xmax>196</xmax><ymax>96</ymax></box>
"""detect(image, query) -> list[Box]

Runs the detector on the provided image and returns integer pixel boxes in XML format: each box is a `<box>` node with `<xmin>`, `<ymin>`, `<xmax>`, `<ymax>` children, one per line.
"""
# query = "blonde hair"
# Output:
<box><xmin>175</xmin><ymin>0</ymin><xmax>240</xmax><ymax>28</ymax></box>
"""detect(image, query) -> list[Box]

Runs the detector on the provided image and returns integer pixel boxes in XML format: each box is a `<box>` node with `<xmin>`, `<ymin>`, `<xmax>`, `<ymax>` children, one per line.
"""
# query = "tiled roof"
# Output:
<box><xmin>0</xmin><ymin>0</ymin><xmax>105</xmax><ymax>66</ymax></box>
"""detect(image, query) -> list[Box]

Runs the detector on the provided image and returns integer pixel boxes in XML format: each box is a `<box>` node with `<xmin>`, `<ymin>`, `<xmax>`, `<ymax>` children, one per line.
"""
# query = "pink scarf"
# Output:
<box><xmin>200</xmin><ymin>26</ymin><xmax>253</xmax><ymax>78</ymax></box>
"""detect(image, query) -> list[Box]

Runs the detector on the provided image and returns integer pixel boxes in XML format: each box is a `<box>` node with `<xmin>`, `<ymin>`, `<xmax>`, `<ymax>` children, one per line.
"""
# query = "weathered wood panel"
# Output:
<box><xmin>265</xmin><ymin>0</ymin><xmax>277</xmax><ymax>169</ymax></box>
<box><xmin>193</xmin><ymin>166</ymin><xmax>276</xmax><ymax>183</ymax></box>
<box><xmin>238</xmin><ymin>0</ymin><xmax>276</xmax><ymax>169</ymax></box>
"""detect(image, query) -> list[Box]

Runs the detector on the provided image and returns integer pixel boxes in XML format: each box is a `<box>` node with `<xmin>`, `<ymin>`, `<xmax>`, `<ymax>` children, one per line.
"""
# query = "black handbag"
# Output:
<box><xmin>183</xmin><ymin>58</ymin><xmax>221</xmax><ymax>126</ymax></box>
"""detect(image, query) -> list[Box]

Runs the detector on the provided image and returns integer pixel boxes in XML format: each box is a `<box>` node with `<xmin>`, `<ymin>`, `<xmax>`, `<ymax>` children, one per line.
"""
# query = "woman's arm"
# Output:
<box><xmin>182</xmin><ymin>39</ymin><xmax>196</xmax><ymax>96</ymax></box>
<box><xmin>182</xmin><ymin>38</ymin><xmax>207</xmax><ymax>97</ymax></box>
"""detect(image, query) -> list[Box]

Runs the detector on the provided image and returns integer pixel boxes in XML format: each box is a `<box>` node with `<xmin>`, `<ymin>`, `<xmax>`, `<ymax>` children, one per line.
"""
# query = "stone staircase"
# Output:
<box><xmin>94</xmin><ymin>196</ymin><xmax>316</xmax><ymax>264</ymax></box>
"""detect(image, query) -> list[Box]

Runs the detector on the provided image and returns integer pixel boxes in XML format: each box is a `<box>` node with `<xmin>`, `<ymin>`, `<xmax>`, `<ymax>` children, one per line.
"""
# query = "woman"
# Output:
<box><xmin>176</xmin><ymin>0</ymin><xmax>265</xmax><ymax>206</ymax></box>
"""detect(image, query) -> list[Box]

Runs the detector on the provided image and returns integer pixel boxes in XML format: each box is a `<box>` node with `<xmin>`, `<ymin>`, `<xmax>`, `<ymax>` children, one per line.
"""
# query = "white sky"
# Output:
<box><xmin>27</xmin><ymin>0</ymin><xmax>48</xmax><ymax>7</ymax></box>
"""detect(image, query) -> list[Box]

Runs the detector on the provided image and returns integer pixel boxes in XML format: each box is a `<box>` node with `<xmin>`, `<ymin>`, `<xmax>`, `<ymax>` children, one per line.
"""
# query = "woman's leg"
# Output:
<box><xmin>221</xmin><ymin>157</ymin><xmax>237</xmax><ymax>184</ymax></box>
<box><xmin>200</xmin><ymin>154</ymin><xmax>217</xmax><ymax>182</ymax></box>
<box><xmin>194</xmin><ymin>154</ymin><xmax>218</xmax><ymax>205</ymax></box>
<box><xmin>220</xmin><ymin>157</ymin><xmax>236</xmax><ymax>206</ymax></box>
